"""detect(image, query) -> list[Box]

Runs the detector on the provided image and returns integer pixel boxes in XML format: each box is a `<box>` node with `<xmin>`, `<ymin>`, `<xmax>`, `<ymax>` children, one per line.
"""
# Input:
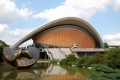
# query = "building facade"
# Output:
<box><xmin>12</xmin><ymin>17</ymin><xmax>104</xmax><ymax>49</ymax></box>
<box><xmin>12</xmin><ymin>17</ymin><xmax>104</xmax><ymax>59</ymax></box>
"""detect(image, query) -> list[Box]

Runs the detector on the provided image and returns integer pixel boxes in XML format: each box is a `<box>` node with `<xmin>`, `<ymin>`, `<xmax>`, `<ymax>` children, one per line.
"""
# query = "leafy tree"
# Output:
<box><xmin>93</xmin><ymin>53</ymin><xmax>105</xmax><ymax>64</ymax></box>
<box><xmin>76</xmin><ymin>53</ymin><xmax>105</xmax><ymax>67</ymax></box>
<box><xmin>27</xmin><ymin>44</ymin><xmax>35</xmax><ymax>48</ymax></box>
<box><xmin>0</xmin><ymin>40</ymin><xmax>9</xmax><ymax>62</ymax></box>
<box><xmin>66</xmin><ymin>54</ymin><xmax>77</xmax><ymax>62</ymax></box>
<box><xmin>76</xmin><ymin>56</ymin><xmax>87</xmax><ymax>67</ymax></box>
<box><xmin>60</xmin><ymin>54</ymin><xmax>77</xmax><ymax>65</ymax></box>
<box><xmin>105</xmin><ymin>48</ymin><xmax>120</xmax><ymax>69</ymax></box>
<box><xmin>104</xmin><ymin>42</ymin><xmax>109</xmax><ymax>48</ymax></box>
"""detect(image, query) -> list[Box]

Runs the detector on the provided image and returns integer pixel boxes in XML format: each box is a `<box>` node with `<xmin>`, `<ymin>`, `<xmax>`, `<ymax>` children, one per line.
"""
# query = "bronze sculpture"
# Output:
<box><xmin>3</xmin><ymin>69</ymin><xmax>38</xmax><ymax>80</ymax></box>
<box><xmin>3</xmin><ymin>47</ymin><xmax>40</xmax><ymax>69</ymax></box>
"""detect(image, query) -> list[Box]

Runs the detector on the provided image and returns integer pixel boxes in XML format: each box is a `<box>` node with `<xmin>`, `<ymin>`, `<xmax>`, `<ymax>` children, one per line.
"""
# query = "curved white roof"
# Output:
<box><xmin>12</xmin><ymin>17</ymin><xmax>104</xmax><ymax>48</ymax></box>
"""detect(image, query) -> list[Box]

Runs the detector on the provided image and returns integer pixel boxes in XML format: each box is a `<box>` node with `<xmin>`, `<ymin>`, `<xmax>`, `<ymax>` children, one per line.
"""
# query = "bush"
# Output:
<box><xmin>76</xmin><ymin>53</ymin><xmax>105</xmax><ymax>67</ymax></box>
<box><xmin>60</xmin><ymin>59</ymin><xmax>67</xmax><ymax>65</ymax></box>
<box><xmin>89</xmin><ymin>64</ymin><xmax>120</xmax><ymax>80</ymax></box>
<box><xmin>0</xmin><ymin>40</ymin><xmax>9</xmax><ymax>62</ymax></box>
<box><xmin>89</xmin><ymin>71</ymin><xmax>120</xmax><ymax>80</ymax></box>
<box><xmin>66</xmin><ymin>54</ymin><xmax>77</xmax><ymax>62</ymax></box>
<box><xmin>51</xmin><ymin>60</ymin><xmax>58</xmax><ymax>64</ymax></box>
<box><xmin>86</xmin><ymin>53</ymin><xmax>105</xmax><ymax>65</ymax></box>
<box><xmin>93</xmin><ymin>53</ymin><xmax>105</xmax><ymax>64</ymax></box>
<box><xmin>68</xmin><ymin>62</ymin><xmax>75</xmax><ymax>66</ymax></box>
<box><xmin>105</xmin><ymin>48</ymin><xmax>120</xmax><ymax>69</ymax></box>
<box><xmin>76</xmin><ymin>57</ymin><xmax>86</xmax><ymax>67</ymax></box>
<box><xmin>60</xmin><ymin>54</ymin><xmax>77</xmax><ymax>65</ymax></box>
<box><xmin>84</xmin><ymin>57</ymin><xmax>95</xmax><ymax>67</ymax></box>
<box><xmin>102</xmin><ymin>73</ymin><xmax>120</xmax><ymax>80</ymax></box>
<box><xmin>89</xmin><ymin>74</ymin><xmax>108</xmax><ymax>80</ymax></box>
<box><xmin>91</xmin><ymin>64</ymin><xmax>115</xmax><ymax>73</ymax></box>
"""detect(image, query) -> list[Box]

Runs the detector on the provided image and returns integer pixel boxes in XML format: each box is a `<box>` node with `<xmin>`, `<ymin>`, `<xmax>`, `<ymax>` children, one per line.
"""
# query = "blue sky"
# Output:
<box><xmin>0</xmin><ymin>0</ymin><xmax>120</xmax><ymax>46</ymax></box>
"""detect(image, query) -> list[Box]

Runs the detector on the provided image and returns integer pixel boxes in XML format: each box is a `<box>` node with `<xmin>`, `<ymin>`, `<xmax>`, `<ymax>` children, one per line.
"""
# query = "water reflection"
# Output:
<box><xmin>0</xmin><ymin>63</ymin><xmax>100</xmax><ymax>80</ymax></box>
<box><xmin>3</xmin><ymin>70</ymin><xmax>38</xmax><ymax>80</ymax></box>
<box><xmin>0</xmin><ymin>63</ymin><xmax>50</xmax><ymax>80</ymax></box>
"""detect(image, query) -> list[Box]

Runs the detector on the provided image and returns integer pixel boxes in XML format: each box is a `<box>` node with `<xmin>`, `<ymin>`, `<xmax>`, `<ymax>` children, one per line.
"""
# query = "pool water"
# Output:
<box><xmin>0</xmin><ymin>62</ymin><xmax>100</xmax><ymax>80</ymax></box>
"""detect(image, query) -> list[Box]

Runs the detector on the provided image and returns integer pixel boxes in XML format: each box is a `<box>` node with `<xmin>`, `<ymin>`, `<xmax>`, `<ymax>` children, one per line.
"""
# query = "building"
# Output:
<box><xmin>12</xmin><ymin>17</ymin><xmax>104</xmax><ymax>60</ymax></box>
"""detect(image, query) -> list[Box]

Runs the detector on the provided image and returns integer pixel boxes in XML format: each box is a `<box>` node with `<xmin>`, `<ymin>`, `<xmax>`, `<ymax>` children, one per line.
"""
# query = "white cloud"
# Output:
<box><xmin>103</xmin><ymin>33</ymin><xmax>120</xmax><ymax>45</ymax></box>
<box><xmin>110</xmin><ymin>41</ymin><xmax>120</xmax><ymax>45</ymax></box>
<box><xmin>8</xmin><ymin>29</ymin><xmax>32</xmax><ymax>37</ymax></box>
<box><xmin>28</xmin><ymin>2</ymin><xmax>31</xmax><ymax>4</ymax></box>
<box><xmin>22</xmin><ymin>3</ymin><xmax>26</xmax><ymax>7</ymax></box>
<box><xmin>22</xmin><ymin>2</ymin><xmax>31</xmax><ymax>7</ymax></box>
<box><xmin>0</xmin><ymin>24</ymin><xmax>8</xmax><ymax>33</ymax></box>
<box><xmin>103</xmin><ymin>33</ymin><xmax>120</xmax><ymax>41</ymax></box>
<box><xmin>33</xmin><ymin>0</ymin><xmax>115</xmax><ymax>21</ymax></box>
<box><xmin>0</xmin><ymin>0</ymin><xmax>32</xmax><ymax>24</ymax></box>
<box><xmin>19</xmin><ymin>39</ymin><xmax>33</xmax><ymax>47</ymax></box>
<box><xmin>0</xmin><ymin>0</ymin><xmax>34</xmax><ymax>47</ymax></box>
<box><xmin>0</xmin><ymin>24</ymin><xmax>34</xmax><ymax>46</ymax></box>
<box><xmin>0</xmin><ymin>24</ymin><xmax>9</xmax><ymax>37</ymax></box>
<box><xmin>113</xmin><ymin>0</ymin><xmax>120</xmax><ymax>12</ymax></box>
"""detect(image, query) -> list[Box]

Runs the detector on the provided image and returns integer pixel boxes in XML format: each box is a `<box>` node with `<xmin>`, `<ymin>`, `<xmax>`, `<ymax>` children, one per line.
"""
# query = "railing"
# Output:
<box><xmin>71</xmin><ymin>48</ymin><xmax>105</xmax><ymax>52</ymax></box>
<box><xmin>69</xmin><ymin>48</ymin><xmax>79</xmax><ymax>58</ymax></box>
<box><xmin>46</xmin><ymin>64</ymin><xmax>54</xmax><ymax>75</ymax></box>
<box><xmin>69</xmin><ymin>48</ymin><xmax>73</xmax><ymax>53</ymax></box>
<box><xmin>46</xmin><ymin>48</ymin><xmax>54</xmax><ymax>60</ymax></box>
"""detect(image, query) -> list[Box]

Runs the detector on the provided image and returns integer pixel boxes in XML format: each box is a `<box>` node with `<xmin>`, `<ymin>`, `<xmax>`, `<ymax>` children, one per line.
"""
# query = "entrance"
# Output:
<box><xmin>39</xmin><ymin>52</ymin><xmax>49</xmax><ymax>60</ymax></box>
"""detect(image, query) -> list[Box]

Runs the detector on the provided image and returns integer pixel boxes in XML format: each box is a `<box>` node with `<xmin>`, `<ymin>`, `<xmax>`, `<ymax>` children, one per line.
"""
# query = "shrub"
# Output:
<box><xmin>80</xmin><ymin>53</ymin><xmax>105</xmax><ymax>67</ymax></box>
<box><xmin>84</xmin><ymin>57</ymin><xmax>95</xmax><ymax>67</ymax></box>
<box><xmin>89</xmin><ymin>74</ymin><xmax>108</xmax><ymax>80</ymax></box>
<box><xmin>75</xmin><ymin>56</ymin><xmax>89</xmax><ymax>67</ymax></box>
<box><xmin>51</xmin><ymin>60</ymin><xmax>58</xmax><ymax>64</ymax></box>
<box><xmin>76</xmin><ymin>57</ymin><xmax>85</xmax><ymax>67</ymax></box>
<box><xmin>0</xmin><ymin>40</ymin><xmax>9</xmax><ymax>62</ymax></box>
<box><xmin>105</xmin><ymin>48</ymin><xmax>120</xmax><ymax>69</ymax></box>
<box><xmin>93</xmin><ymin>53</ymin><xmax>105</xmax><ymax>64</ymax></box>
<box><xmin>60</xmin><ymin>54</ymin><xmax>77</xmax><ymax>65</ymax></box>
<box><xmin>89</xmin><ymin>71</ymin><xmax>120</xmax><ymax>80</ymax></box>
<box><xmin>89</xmin><ymin>64</ymin><xmax>120</xmax><ymax>80</ymax></box>
<box><xmin>91</xmin><ymin>64</ymin><xmax>115</xmax><ymax>73</ymax></box>
<box><xmin>60</xmin><ymin>59</ymin><xmax>67</xmax><ymax>65</ymax></box>
<box><xmin>66</xmin><ymin>54</ymin><xmax>77</xmax><ymax>62</ymax></box>
<box><xmin>102</xmin><ymin>73</ymin><xmax>120</xmax><ymax>80</ymax></box>
<box><xmin>68</xmin><ymin>62</ymin><xmax>75</xmax><ymax>66</ymax></box>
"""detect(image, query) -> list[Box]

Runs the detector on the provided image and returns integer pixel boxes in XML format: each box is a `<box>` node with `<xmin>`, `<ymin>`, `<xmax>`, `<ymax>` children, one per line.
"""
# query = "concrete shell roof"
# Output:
<box><xmin>12</xmin><ymin>17</ymin><xmax>104</xmax><ymax>48</ymax></box>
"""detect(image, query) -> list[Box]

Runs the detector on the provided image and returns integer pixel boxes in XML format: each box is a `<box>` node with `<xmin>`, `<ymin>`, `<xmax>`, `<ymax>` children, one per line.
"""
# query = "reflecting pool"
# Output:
<box><xmin>0</xmin><ymin>62</ymin><xmax>100</xmax><ymax>80</ymax></box>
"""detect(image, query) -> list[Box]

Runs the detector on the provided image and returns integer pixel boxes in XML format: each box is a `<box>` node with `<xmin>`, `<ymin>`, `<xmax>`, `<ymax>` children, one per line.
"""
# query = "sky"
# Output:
<box><xmin>0</xmin><ymin>0</ymin><xmax>120</xmax><ymax>47</ymax></box>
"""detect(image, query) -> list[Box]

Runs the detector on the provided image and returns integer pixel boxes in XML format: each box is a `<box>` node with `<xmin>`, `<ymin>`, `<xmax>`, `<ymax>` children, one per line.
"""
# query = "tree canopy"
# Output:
<box><xmin>0</xmin><ymin>40</ymin><xmax>9</xmax><ymax>62</ymax></box>
<box><xmin>104</xmin><ymin>42</ymin><xmax>109</xmax><ymax>48</ymax></box>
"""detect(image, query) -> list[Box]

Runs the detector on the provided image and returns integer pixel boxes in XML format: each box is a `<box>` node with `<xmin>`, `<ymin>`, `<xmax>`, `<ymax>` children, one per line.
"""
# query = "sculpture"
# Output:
<box><xmin>3</xmin><ymin>47</ymin><xmax>40</xmax><ymax>69</ymax></box>
<box><xmin>3</xmin><ymin>70</ymin><xmax>38</xmax><ymax>80</ymax></box>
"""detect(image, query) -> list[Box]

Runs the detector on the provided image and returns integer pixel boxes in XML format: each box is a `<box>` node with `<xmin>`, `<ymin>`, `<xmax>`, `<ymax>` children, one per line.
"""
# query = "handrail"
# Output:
<box><xmin>69</xmin><ymin>48</ymin><xmax>79</xmax><ymax>58</ymax></box>
<box><xmin>69</xmin><ymin>48</ymin><xmax>73</xmax><ymax>53</ymax></box>
<box><xmin>46</xmin><ymin>48</ymin><xmax>54</xmax><ymax>60</ymax></box>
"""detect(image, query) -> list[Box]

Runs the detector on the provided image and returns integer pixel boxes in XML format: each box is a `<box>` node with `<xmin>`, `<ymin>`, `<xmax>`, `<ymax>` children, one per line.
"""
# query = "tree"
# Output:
<box><xmin>0</xmin><ymin>40</ymin><xmax>9</xmax><ymax>62</ymax></box>
<box><xmin>104</xmin><ymin>42</ymin><xmax>109</xmax><ymax>48</ymax></box>
<box><xmin>105</xmin><ymin>48</ymin><xmax>120</xmax><ymax>69</ymax></box>
<box><xmin>27</xmin><ymin>44</ymin><xmax>35</xmax><ymax>48</ymax></box>
<box><xmin>60</xmin><ymin>54</ymin><xmax>77</xmax><ymax>65</ymax></box>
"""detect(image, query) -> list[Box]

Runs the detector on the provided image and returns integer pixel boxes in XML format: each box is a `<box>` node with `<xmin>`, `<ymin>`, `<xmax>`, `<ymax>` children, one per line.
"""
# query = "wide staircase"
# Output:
<box><xmin>44</xmin><ymin>48</ymin><xmax>74</xmax><ymax>60</ymax></box>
